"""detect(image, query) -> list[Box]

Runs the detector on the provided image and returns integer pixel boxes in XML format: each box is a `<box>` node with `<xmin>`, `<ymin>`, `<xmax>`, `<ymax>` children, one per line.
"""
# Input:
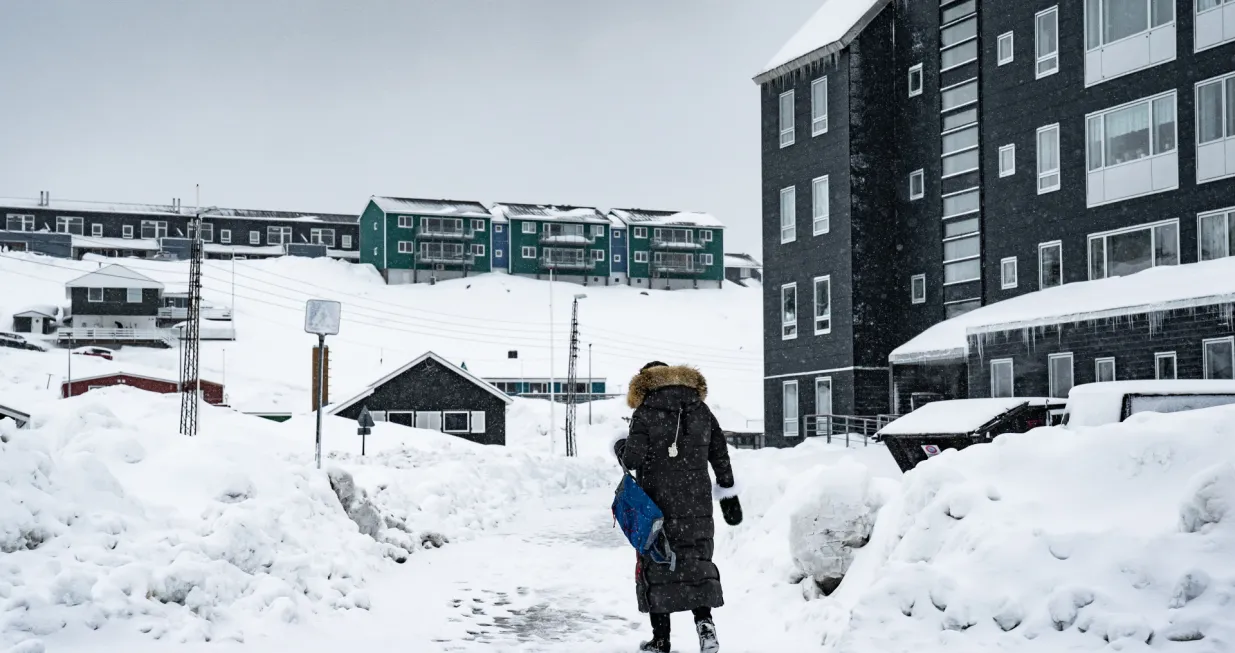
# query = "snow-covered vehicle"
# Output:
<box><xmin>877</xmin><ymin>397</ymin><xmax>1064</xmax><ymax>472</ymax></box>
<box><xmin>0</xmin><ymin>331</ymin><xmax>49</xmax><ymax>352</ymax></box>
<box><xmin>72</xmin><ymin>345</ymin><xmax>115</xmax><ymax>360</ymax></box>
<box><xmin>1061</xmin><ymin>380</ymin><xmax>1235</xmax><ymax>429</ymax></box>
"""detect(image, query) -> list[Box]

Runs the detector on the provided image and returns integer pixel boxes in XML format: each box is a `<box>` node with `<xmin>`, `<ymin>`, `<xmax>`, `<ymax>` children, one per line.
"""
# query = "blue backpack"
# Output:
<box><xmin>612</xmin><ymin>462</ymin><xmax>677</xmax><ymax>570</ymax></box>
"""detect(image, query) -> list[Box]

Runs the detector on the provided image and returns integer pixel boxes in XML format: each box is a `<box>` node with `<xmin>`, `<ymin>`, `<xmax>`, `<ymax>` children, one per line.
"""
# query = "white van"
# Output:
<box><xmin>1062</xmin><ymin>380</ymin><xmax>1235</xmax><ymax>428</ymax></box>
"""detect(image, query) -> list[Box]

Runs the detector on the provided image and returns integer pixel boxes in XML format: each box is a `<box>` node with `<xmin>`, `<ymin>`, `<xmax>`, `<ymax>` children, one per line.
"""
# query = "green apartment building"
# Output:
<box><xmin>490</xmin><ymin>203</ymin><xmax>615</xmax><ymax>286</ymax></box>
<box><xmin>359</xmin><ymin>196</ymin><xmax>494</xmax><ymax>284</ymax></box>
<box><xmin>609</xmin><ymin>209</ymin><xmax>725</xmax><ymax>289</ymax></box>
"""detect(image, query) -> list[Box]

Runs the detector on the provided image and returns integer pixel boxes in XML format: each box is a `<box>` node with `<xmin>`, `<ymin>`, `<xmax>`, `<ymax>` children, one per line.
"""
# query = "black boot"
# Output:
<box><xmin>638</xmin><ymin>638</ymin><xmax>670</xmax><ymax>652</ymax></box>
<box><xmin>696</xmin><ymin>619</ymin><xmax>719</xmax><ymax>653</ymax></box>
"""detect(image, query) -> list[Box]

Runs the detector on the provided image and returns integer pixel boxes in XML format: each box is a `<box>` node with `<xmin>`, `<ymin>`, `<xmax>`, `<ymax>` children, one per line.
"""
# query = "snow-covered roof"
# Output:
<box><xmin>0</xmin><ymin>403</ymin><xmax>31</xmax><ymax>428</ymax></box>
<box><xmin>490</xmin><ymin>203</ymin><xmax>609</xmax><ymax>224</ymax></box>
<box><xmin>1065</xmin><ymin>380</ymin><xmax>1235</xmax><ymax>429</ymax></box>
<box><xmin>370</xmin><ymin>196</ymin><xmax>491</xmax><ymax>218</ymax></box>
<box><xmin>329</xmin><ymin>351</ymin><xmax>513</xmax><ymax>416</ymax></box>
<box><xmin>878</xmin><ymin>398</ymin><xmax>1060</xmax><ymax>436</ymax></box>
<box><xmin>65</xmin><ymin>264</ymin><xmax>164</xmax><ymax>290</ymax></box>
<box><xmin>13</xmin><ymin>305</ymin><xmax>58</xmax><ymax>318</ymax></box>
<box><xmin>755</xmin><ymin>0</ymin><xmax>891</xmax><ymax>84</ymax></box>
<box><xmin>890</xmin><ymin>258</ymin><xmax>1235</xmax><ymax>365</ymax></box>
<box><xmin>723</xmin><ymin>253</ymin><xmax>761</xmax><ymax>269</ymax></box>
<box><xmin>608</xmin><ymin>208</ymin><xmax>726</xmax><ymax>229</ymax></box>
<box><xmin>73</xmin><ymin>236</ymin><xmax>160</xmax><ymax>251</ymax></box>
<box><xmin>64</xmin><ymin>371</ymin><xmax>221</xmax><ymax>387</ymax></box>
<box><xmin>0</xmin><ymin>196</ymin><xmax>357</xmax><ymax>224</ymax></box>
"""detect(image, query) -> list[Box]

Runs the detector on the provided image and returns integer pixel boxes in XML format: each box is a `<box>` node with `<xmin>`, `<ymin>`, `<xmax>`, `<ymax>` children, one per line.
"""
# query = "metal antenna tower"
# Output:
<box><xmin>179</xmin><ymin>211</ymin><xmax>204</xmax><ymax>436</ymax></box>
<box><xmin>564</xmin><ymin>293</ymin><xmax>586</xmax><ymax>457</ymax></box>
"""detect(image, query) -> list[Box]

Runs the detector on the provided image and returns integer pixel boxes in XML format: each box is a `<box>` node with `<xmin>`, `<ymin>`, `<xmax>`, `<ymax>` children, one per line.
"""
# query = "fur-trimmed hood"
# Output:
<box><xmin>627</xmin><ymin>365</ymin><xmax>708</xmax><ymax>409</ymax></box>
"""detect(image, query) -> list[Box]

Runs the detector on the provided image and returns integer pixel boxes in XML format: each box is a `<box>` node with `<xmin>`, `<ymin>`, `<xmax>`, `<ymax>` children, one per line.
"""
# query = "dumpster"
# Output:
<box><xmin>877</xmin><ymin>397</ymin><xmax>1064</xmax><ymax>473</ymax></box>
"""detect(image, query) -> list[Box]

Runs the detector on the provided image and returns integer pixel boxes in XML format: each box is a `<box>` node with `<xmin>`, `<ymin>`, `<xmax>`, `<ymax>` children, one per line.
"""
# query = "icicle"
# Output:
<box><xmin>1148</xmin><ymin>309</ymin><xmax>1165</xmax><ymax>336</ymax></box>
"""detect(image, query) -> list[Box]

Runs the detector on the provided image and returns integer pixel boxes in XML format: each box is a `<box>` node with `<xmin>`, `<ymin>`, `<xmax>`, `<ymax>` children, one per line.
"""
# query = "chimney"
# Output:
<box><xmin>44</xmin><ymin>191</ymin><xmax>50</xmax><ymax>206</ymax></box>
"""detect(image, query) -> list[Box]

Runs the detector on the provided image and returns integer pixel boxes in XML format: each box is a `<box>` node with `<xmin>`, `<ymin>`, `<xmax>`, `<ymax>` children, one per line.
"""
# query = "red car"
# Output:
<box><xmin>72</xmin><ymin>346</ymin><xmax>115</xmax><ymax>361</ymax></box>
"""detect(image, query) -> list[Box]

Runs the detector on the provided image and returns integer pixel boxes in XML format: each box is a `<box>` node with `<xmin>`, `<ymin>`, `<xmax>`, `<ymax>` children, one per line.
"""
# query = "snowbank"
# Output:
<box><xmin>789</xmin><ymin>461</ymin><xmax>884</xmax><ymax>595</ymax></box>
<box><xmin>816</xmin><ymin>404</ymin><xmax>1235</xmax><ymax>651</ymax></box>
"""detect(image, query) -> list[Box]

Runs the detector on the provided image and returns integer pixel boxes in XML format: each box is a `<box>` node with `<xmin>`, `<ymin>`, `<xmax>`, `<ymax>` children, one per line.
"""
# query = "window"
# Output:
<box><xmin>5</xmin><ymin>214</ymin><xmax>34</xmax><ymax>231</ymax></box>
<box><xmin>472</xmin><ymin>219</ymin><xmax>486</xmax><ymax>232</ymax></box>
<box><xmin>494</xmin><ymin>224</ymin><xmax>504</xmax><ymax>234</ymax></box>
<box><xmin>267</xmin><ymin>226</ymin><xmax>292</xmax><ymax>245</ymax></box>
<box><xmin>1086</xmin><ymin>93</ymin><xmax>1177</xmax><ymax>179</ymax></box>
<box><xmin>613</xmin><ymin>254</ymin><xmax>621</xmax><ymax>263</ymax></box>
<box><xmin>421</xmin><ymin>217</ymin><xmax>464</xmax><ymax>235</ymax></box>
<box><xmin>999</xmin><ymin>144</ymin><xmax>1016</xmax><ymax>177</ymax></box>
<box><xmin>1085</xmin><ymin>0</ymin><xmax>1173</xmax><ymax>51</ymax></box>
<box><xmin>814</xmin><ymin>377</ymin><xmax>833</xmax><ymax>417</ymax></box>
<box><xmin>942</xmin><ymin>188</ymin><xmax>979</xmax><ymax>217</ymax></box>
<box><xmin>87</xmin><ymin>288</ymin><xmax>103</xmax><ymax>302</ymax></box>
<box><xmin>946</xmin><ymin>217</ymin><xmax>980</xmax><ymax>240</ymax></box>
<box><xmin>91</xmin><ymin>223</ymin><xmax>102</xmax><ymax>237</ymax></box>
<box><xmin>991</xmin><ymin>359</ymin><xmax>1014</xmax><ymax>397</ymax></box>
<box><xmin>1088</xmin><ymin>220</ymin><xmax>1178</xmax><ymax>279</ymax></box>
<box><xmin>122</xmin><ymin>224</ymin><xmax>133</xmax><ymax>239</ymax></box>
<box><xmin>310</xmin><ymin>228</ymin><xmax>335</xmax><ymax>247</ymax></box>
<box><xmin>908</xmin><ymin>64</ymin><xmax>923</xmax><ymax>97</ymax></box>
<box><xmin>443</xmin><ymin>411</ymin><xmax>470</xmax><ymax>433</ymax></box>
<box><xmin>522</xmin><ymin>221</ymin><xmax>537</xmax><ymax>234</ymax></box>
<box><xmin>495</xmin><ymin>249</ymin><xmax>504</xmax><ymax>258</ymax></box>
<box><xmin>1038</xmin><ymin>241</ymin><xmax>1063</xmax><ymax>288</ymax></box>
<box><xmin>1037</xmin><ymin>124</ymin><xmax>1061</xmax><ymax>193</ymax></box>
<box><xmin>473</xmin><ymin>244</ymin><xmax>487</xmax><ymax>256</ymax></box>
<box><xmin>941</xmin><ymin>80</ymin><xmax>978</xmax><ymax>111</ymax></box>
<box><xmin>398</xmin><ymin>241</ymin><xmax>415</xmax><ymax>254</ymax></box>
<box><xmin>943</xmin><ymin>148</ymin><xmax>980</xmax><ymax>177</ymax></box>
<box><xmin>909</xmin><ymin>170</ymin><xmax>925</xmax><ymax>200</ymax></box>
<box><xmin>943</xmin><ymin>107</ymin><xmax>978</xmax><ymax>131</ymax></box>
<box><xmin>782</xmin><ymin>381</ymin><xmax>799</xmax><ymax>437</ymax></box>
<box><xmin>341</xmin><ymin>235</ymin><xmax>352</xmax><ymax>249</ymax></box>
<box><xmin>779</xmin><ymin>90</ymin><xmax>795</xmax><ymax>147</ymax></box>
<box><xmin>633</xmin><ymin>251</ymin><xmax>648</xmax><ymax>263</ymax></box>
<box><xmin>1199</xmin><ymin>209</ymin><xmax>1235</xmax><ymax>260</ymax></box>
<box><xmin>521</xmin><ymin>246</ymin><xmax>537</xmax><ymax>259</ymax></box>
<box><xmin>1001</xmin><ymin>257</ymin><xmax>1018</xmax><ymax>289</ymax></box>
<box><xmin>1048</xmin><ymin>352</ymin><xmax>1074</xmax><ymax>398</ymax></box>
<box><xmin>1197</xmin><ymin>0</ymin><xmax>1235</xmax><ymax>50</ymax></box>
<box><xmin>1204</xmin><ymin>337</ymin><xmax>1235</xmax><ymax>379</ymax></box>
<box><xmin>944</xmin><ymin>235</ymin><xmax>981</xmax><ymax>284</ymax></box>
<box><xmin>219</xmin><ymin>229</ymin><xmax>231</xmax><ymax>244</ymax></box>
<box><xmin>781</xmin><ymin>283</ymin><xmax>797</xmax><ymax>339</ymax></box>
<box><xmin>633</xmin><ymin>226</ymin><xmax>647</xmax><ymax>239</ymax></box>
<box><xmin>591</xmin><ymin>248</ymin><xmax>604</xmax><ymax>261</ymax></box>
<box><xmin>700</xmin><ymin>253</ymin><xmax>713</xmax><ymax>266</ymax></box>
<box><xmin>811</xmin><ymin>77</ymin><xmax>828</xmax><ymax>135</ymax></box>
<box><xmin>592</xmin><ymin>225</ymin><xmax>605</xmax><ymax>238</ymax></box>
<box><xmin>780</xmin><ymin>186</ymin><xmax>796</xmax><ymax>244</ymax></box>
<box><xmin>1155</xmin><ymin>351</ymin><xmax>1178</xmax><ymax>379</ymax></box>
<box><xmin>55</xmin><ymin>216</ymin><xmax>84</xmax><ymax>235</ymax></box>
<box><xmin>249</xmin><ymin>231</ymin><xmax>260</xmax><ymax>245</ymax></box>
<box><xmin>1095</xmin><ymin>357</ymin><xmax>1117</xmax><ymax>382</ymax></box>
<box><xmin>813</xmin><ymin>276</ymin><xmax>831</xmax><ymax>335</ymax></box>
<box><xmin>126</xmin><ymin>288</ymin><xmax>142</xmax><ymax>303</ymax></box>
<box><xmin>421</xmin><ymin>241</ymin><xmax>466</xmax><ymax>261</ymax></box>
<box><xmin>397</xmin><ymin>216</ymin><xmax>414</xmax><ymax>229</ymax></box>
<box><xmin>942</xmin><ymin>40</ymin><xmax>978</xmax><ymax>71</ymax></box>
<box><xmin>1036</xmin><ymin>7</ymin><xmax>1059</xmax><ymax>78</ymax></box>
<box><xmin>1196</xmin><ymin>74</ymin><xmax>1235</xmax><ymax>182</ymax></box>
<box><xmin>812</xmin><ymin>176</ymin><xmax>830</xmax><ymax>235</ymax></box>
<box><xmin>998</xmin><ymin>31</ymin><xmax>1015</xmax><ymax>64</ymax></box>
<box><xmin>946</xmin><ymin>299</ymin><xmax>981</xmax><ymax>318</ymax></box>
<box><xmin>911</xmin><ymin>274</ymin><xmax>926</xmax><ymax>304</ymax></box>
<box><xmin>141</xmin><ymin>220</ymin><xmax>167</xmax><ymax>240</ymax></box>
<box><xmin>942</xmin><ymin>17</ymin><xmax>977</xmax><ymax>47</ymax></box>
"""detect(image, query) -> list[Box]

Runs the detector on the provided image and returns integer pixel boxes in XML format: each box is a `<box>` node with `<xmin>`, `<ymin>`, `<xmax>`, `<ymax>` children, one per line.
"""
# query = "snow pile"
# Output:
<box><xmin>821</xmin><ymin>405</ymin><xmax>1235</xmax><ymax>652</ymax></box>
<box><xmin>0</xmin><ymin>389</ymin><xmax>389</xmax><ymax>649</ymax></box>
<box><xmin>789</xmin><ymin>460</ymin><xmax>884</xmax><ymax>596</ymax></box>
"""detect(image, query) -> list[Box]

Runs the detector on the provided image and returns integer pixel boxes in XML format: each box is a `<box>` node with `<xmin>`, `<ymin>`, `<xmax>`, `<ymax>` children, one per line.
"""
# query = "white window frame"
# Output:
<box><xmin>812</xmin><ymin>275</ymin><xmax>831</xmax><ymax>335</ymax></box>
<box><xmin>591</xmin><ymin>248</ymin><xmax>604</xmax><ymax>261</ymax></box>
<box><xmin>699</xmin><ymin>253</ymin><xmax>713</xmax><ymax>266</ymax></box>
<box><xmin>782</xmin><ymin>380</ymin><xmax>800</xmax><ymax>437</ymax></box>
<box><xmin>1198</xmin><ymin>207</ymin><xmax>1234</xmax><ymax>261</ymax></box>
<box><xmin>309</xmin><ymin>228</ymin><xmax>335</xmax><ymax>247</ymax></box>
<box><xmin>341</xmin><ymin>234</ymin><xmax>352</xmax><ymax>249</ymax></box>
<box><xmin>122</xmin><ymin>224</ymin><xmax>134</xmax><ymax>239</ymax></box>
<box><xmin>941</xmin><ymin>20</ymin><xmax>979</xmax><ymax>72</ymax></box>
<box><xmin>1048</xmin><ymin>352</ymin><xmax>1074</xmax><ymax>398</ymax></box>
<box><xmin>1039</xmin><ymin>240</ymin><xmax>1063</xmax><ymax>289</ymax></box>
<box><xmin>613</xmin><ymin>253</ymin><xmax>621</xmax><ymax>263</ymax></box>
<box><xmin>220</xmin><ymin>228</ymin><xmax>231</xmax><ymax>244</ymax></box>
<box><xmin>473</xmin><ymin>243</ymin><xmax>487</xmax><ymax>257</ymax></box>
<box><xmin>1195</xmin><ymin>73</ymin><xmax>1235</xmax><ymax>184</ymax></box>
<box><xmin>633</xmin><ymin>251</ymin><xmax>649</xmax><ymax>263</ymax></box>
<box><xmin>87</xmin><ymin>223</ymin><xmax>101</xmax><ymax>238</ymax></box>
<box><xmin>495</xmin><ymin>249</ymin><xmax>504</xmax><ymax>258</ymax></box>
<box><xmin>700</xmin><ymin>229</ymin><xmax>713</xmax><ymax>242</ymax></box>
<box><xmin>780</xmin><ymin>186</ymin><xmax>796</xmax><ymax>244</ymax></box>
<box><xmin>471</xmin><ymin>219</ymin><xmax>486</xmax><ymax>232</ymax></box>
<box><xmin>1087</xmin><ymin>219</ymin><xmax>1180</xmax><ymax>280</ymax></box>
<box><xmin>398</xmin><ymin>241</ymin><xmax>414</xmax><ymax>254</ymax></box>
<box><xmin>267</xmin><ymin>226</ymin><xmax>292</xmax><ymax>246</ymax></box>
<box><xmin>1085</xmin><ymin>0</ymin><xmax>1176</xmax><ymax>56</ymax></box>
<box><xmin>56</xmin><ymin>216</ymin><xmax>84</xmax><ymax>235</ymax></box>
<box><xmin>941</xmin><ymin>78</ymin><xmax>978</xmax><ymax>112</ymax></box>
<box><xmin>942</xmin><ymin>187</ymin><xmax>979</xmax><ymax>218</ymax></box>
<box><xmin>781</xmin><ymin>282</ymin><xmax>798</xmax><ymax>340</ymax></box>
<box><xmin>442</xmin><ymin>411</ymin><xmax>471</xmax><ymax>434</ymax></box>
<box><xmin>779</xmin><ymin>90</ymin><xmax>795</xmax><ymax>147</ymax></box>
<box><xmin>999</xmin><ymin>144</ymin><xmax>1016</xmax><ymax>177</ymax></box>
<box><xmin>812</xmin><ymin>176</ymin><xmax>830</xmax><ymax>235</ymax></box>
<box><xmin>911</xmin><ymin>274</ymin><xmax>926</xmax><ymax>304</ymax></box>
<box><xmin>521</xmin><ymin>246</ymin><xmax>537</xmax><ymax>259</ymax></box>
<box><xmin>909</xmin><ymin>169</ymin><xmax>925</xmax><ymax>200</ymax></box>
<box><xmin>1095</xmin><ymin>357</ymin><xmax>1117</xmax><ymax>383</ymax></box>
<box><xmin>633</xmin><ymin>226</ymin><xmax>648</xmax><ymax>239</ymax></box>
<box><xmin>1203</xmin><ymin>336</ymin><xmax>1235</xmax><ymax>379</ymax></box>
<box><xmin>998</xmin><ymin>31</ymin><xmax>1015</xmax><ymax>65</ymax></box>
<box><xmin>4</xmin><ymin>214</ymin><xmax>35</xmax><ymax>232</ymax></box>
<box><xmin>1085</xmin><ymin>91</ymin><xmax>1179</xmax><ymax>199</ymax></box>
<box><xmin>1155</xmin><ymin>351</ymin><xmax>1178</xmax><ymax>380</ymax></box>
<box><xmin>811</xmin><ymin>76</ymin><xmax>828</xmax><ymax>136</ymax></box>
<box><xmin>1035</xmin><ymin>6</ymin><xmax>1060</xmax><ymax>79</ymax></box>
<box><xmin>1196</xmin><ymin>0</ymin><xmax>1235</xmax><ymax>51</ymax></box>
<box><xmin>592</xmin><ymin>225</ymin><xmax>605</xmax><ymax>237</ymax></box>
<box><xmin>87</xmin><ymin>287</ymin><xmax>103</xmax><ymax>303</ymax></box>
<box><xmin>990</xmin><ymin>358</ymin><xmax>1014</xmax><ymax>398</ymax></box>
<box><xmin>1001</xmin><ymin>256</ymin><xmax>1018</xmax><ymax>289</ymax></box>
<box><xmin>815</xmin><ymin>376</ymin><xmax>833</xmax><ymax>416</ymax></box>
<box><xmin>126</xmin><ymin>287</ymin><xmax>142</xmax><ymax>303</ymax></box>
<box><xmin>1037</xmin><ymin>123</ymin><xmax>1061</xmax><ymax>193</ymax></box>
<box><xmin>249</xmin><ymin>230</ymin><xmax>260</xmax><ymax>245</ymax></box>
<box><xmin>908</xmin><ymin>63</ymin><xmax>923</xmax><ymax>97</ymax></box>
<box><xmin>521</xmin><ymin>221</ymin><xmax>537</xmax><ymax>234</ymax></box>
<box><xmin>397</xmin><ymin>216</ymin><xmax>414</xmax><ymax>229</ymax></box>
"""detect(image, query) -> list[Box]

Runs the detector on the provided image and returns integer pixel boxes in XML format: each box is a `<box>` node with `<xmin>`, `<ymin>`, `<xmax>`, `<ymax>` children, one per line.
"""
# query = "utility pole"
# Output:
<box><xmin>564</xmin><ymin>293</ymin><xmax>586</xmax><ymax>457</ymax></box>
<box><xmin>179</xmin><ymin>203</ymin><xmax>204</xmax><ymax>437</ymax></box>
<box><xmin>588</xmin><ymin>342</ymin><xmax>593</xmax><ymax>425</ymax></box>
<box><xmin>549</xmin><ymin>270</ymin><xmax>556</xmax><ymax>455</ymax></box>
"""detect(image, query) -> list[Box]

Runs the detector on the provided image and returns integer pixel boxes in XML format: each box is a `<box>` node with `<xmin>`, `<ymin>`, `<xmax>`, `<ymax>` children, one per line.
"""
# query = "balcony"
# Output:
<box><xmin>418</xmin><ymin>252</ymin><xmax>473</xmax><ymax>266</ymax></box>
<box><xmin>538</xmin><ymin>233</ymin><xmax>594</xmax><ymax>246</ymax></box>
<box><xmin>158</xmin><ymin>305</ymin><xmax>233</xmax><ymax>321</ymax></box>
<box><xmin>539</xmin><ymin>256</ymin><xmax>595</xmax><ymax>271</ymax></box>
<box><xmin>650</xmin><ymin>238</ymin><xmax>703</xmax><ymax>250</ymax></box>
<box><xmin>418</xmin><ymin>228</ymin><xmax>471</xmax><ymax>240</ymax></box>
<box><xmin>651</xmin><ymin>262</ymin><xmax>705</xmax><ymax>275</ymax></box>
<box><xmin>57</xmin><ymin>328</ymin><xmax>176</xmax><ymax>348</ymax></box>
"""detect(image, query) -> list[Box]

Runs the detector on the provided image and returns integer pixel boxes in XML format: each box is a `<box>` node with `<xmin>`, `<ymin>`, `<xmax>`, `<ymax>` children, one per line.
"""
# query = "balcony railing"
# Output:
<box><xmin>539</xmin><ymin>256</ymin><xmax>595</xmax><ymax>271</ymax></box>
<box><xmin>538</xmin><ymin>232</ymin><xmax>594</xmax><ymax>246</ymax></box>
<box><xmin>418</xmin><ymin>228</ymin><xmax>470</xmax><ymax>239</ymax></box>
<box><xmin>158</xmin><ymin>306</ymin><xmax>233</xmax><ymax>321</ymax></box>
<box><xmin>650</xmin><ymin>238</ymin><xmax>703</xmax><ymax>250</ymax></box>
<box><xmin>418</xmin><ymin>252</ymin><xmax>473</xmax><ymax>265</ymax></box>
<box><xmin>651</xmin><ymin>262</ymin><xmax>705</xmax><ymax>274</ymax></box>
<box><xmin>57</xmin><ymin>328</ymin><xmax>177</xmax><ymax>347</ymax></box>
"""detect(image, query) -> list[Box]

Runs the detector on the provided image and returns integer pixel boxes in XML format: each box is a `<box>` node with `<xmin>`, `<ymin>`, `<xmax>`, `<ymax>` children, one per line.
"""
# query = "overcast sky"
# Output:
<box><xmin>0</xmin><ymin>1</ymin><xmax>821</xmax><ymax>254</ymax></box>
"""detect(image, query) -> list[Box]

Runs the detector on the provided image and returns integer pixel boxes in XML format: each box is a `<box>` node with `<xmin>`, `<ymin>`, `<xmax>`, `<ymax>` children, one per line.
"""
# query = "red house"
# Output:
<box><xmin>61</xmin><ymin>373</ymin><xmax>225</xmax><ymax>405</ymax></box>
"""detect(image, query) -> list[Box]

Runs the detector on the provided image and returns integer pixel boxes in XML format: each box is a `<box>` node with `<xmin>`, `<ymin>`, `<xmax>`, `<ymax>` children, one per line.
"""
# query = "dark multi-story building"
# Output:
<box><xmin>757</xmin><ymin>0</ymin><xmax>1235</xmax><ymax>445</ymax></box>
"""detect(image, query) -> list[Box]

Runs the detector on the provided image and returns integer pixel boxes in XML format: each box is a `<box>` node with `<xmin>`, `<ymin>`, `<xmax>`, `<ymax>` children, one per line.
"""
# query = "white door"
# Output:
<box><xmin>815</xmin><ymin>377</ymin><xmax>833</xmax><ymax>416</ymax></box>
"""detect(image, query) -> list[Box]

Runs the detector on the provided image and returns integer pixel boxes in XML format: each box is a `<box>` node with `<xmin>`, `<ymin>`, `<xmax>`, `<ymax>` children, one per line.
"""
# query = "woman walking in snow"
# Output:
<box><xmin>613</xmin><ymin>361</ymin><xmax>743</xmax><ymax>653</ymax></box>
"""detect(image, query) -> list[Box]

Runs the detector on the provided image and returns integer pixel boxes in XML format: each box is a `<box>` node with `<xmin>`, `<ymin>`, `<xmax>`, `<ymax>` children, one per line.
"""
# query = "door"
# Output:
<box><xmin>815</xmin><ymin>377</ymin><xmax>833</xmax><ymax>416</ymax></box>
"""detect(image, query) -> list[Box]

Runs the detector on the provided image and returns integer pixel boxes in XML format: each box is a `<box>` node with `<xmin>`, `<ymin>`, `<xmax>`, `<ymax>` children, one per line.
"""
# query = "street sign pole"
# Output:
<box><xmin>357</xmin><ymin>405</ymin><xmax>375</xmax><ymax>457</ymax></box>
<box><xmin>304</xmin><ymin>299</ymin><xmax>342</xmax><ymax>470</ymax></box>
<box><xmin>315</xmin><ymin>333</ymin><xmax>325</xmax><ymax>469</ymax></box>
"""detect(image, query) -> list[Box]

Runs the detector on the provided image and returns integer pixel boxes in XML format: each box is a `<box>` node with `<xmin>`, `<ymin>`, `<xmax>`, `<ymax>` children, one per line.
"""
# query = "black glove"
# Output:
<box><xmin>720</xmin><ymin>496</ymin><xmax>743</xmax><ymax>526</ymax></box>
<box><xmin>613</xmin><ymin>438</ymin><xmax>626</xmax><ymax>461</ymax></box>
